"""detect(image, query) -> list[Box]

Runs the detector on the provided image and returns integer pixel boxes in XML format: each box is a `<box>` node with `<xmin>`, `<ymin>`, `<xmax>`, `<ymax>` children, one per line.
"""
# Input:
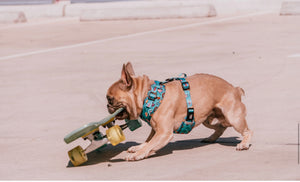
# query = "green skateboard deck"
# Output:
<box><xmin>64</xmin><ymin>108</ymin><xmax>124</xmax><ymax>144</ymax></box>
<box><xmin>64</xmin><ymin>108</ymin><xmax>143</xmax><ymax>166</ymax></box>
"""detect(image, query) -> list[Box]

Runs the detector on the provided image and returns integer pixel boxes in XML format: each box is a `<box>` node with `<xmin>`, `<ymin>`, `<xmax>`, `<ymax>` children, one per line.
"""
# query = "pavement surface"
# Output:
<box><xmin>0</xmin><ymin>11</ymin><xmax>300</xmax><ymax>180</ymax></box>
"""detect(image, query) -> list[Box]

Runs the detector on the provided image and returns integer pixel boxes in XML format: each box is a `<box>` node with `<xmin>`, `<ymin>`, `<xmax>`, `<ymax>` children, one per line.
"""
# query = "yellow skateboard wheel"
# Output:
<box><xmin>106</xmin><ymin>125</ymin><xmax>125</xmax><ymax>146</ymax></box>
<box><xmin>68</xmin><ymin>146</ymin><xmax>88</xmax><ymax>166</ymax></box>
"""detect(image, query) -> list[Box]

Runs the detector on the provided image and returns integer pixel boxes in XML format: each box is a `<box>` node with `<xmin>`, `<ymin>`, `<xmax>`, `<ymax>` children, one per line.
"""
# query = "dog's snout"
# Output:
<box><xmin>107</xmin><ymin>104</ymin><xmax>115</xmax><ymax>114</ymax></box>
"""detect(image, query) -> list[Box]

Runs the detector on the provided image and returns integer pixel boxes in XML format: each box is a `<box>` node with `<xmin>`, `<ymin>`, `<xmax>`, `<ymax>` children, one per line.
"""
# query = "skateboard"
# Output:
<box><xmin>64</xmin><ymin>108</ymin><xmax>142</xmax><ymax>166</ymax></box>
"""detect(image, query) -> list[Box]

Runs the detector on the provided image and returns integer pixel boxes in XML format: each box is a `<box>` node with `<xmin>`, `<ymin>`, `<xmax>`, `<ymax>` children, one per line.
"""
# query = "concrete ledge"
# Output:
<box><xmin>0</xmin><ymin>0</ymin><xmax>288</xmax><ymax>22</ymax></box>
<box><xmin>80</xmin><ymin>4</ymin><xmax>216</xmax><ymax>21</ymax></box>
<box><xmin>0</xmin><ymin>0</ymin><xmax>53</xmax><ymax>5</ymax></box>
<box><xmin>205</xmin><ymin>0</ymin><xmax>285</xmax><ymax>15</ymax></box>
<box><xmin>0</xmin><ymin>3</ymin><xmax>65</xmax><ymax>20</ymax></box>
<box><xmin>280</xmin><ymin>1</ymin><xmax>300</xmax><ymax>15</ymax></box>
<box><xmin>65</xmin><ymin>1</ymin><xmax>217</xmax><ymax>20</ymax></box>
<box><xmin>0</xmin><ymin>11</ymin><xmax>27</xmax><ymax>23</ymax></box>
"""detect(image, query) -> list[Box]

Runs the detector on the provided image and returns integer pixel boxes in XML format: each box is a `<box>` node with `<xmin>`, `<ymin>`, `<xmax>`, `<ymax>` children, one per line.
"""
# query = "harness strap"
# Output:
<box><xmin>169</xmin><ymin>77</ymin><xmax>195</xmax><ymax>134</ymax></box>
<box><xmin>140</xmin><ymin>80</ymin><xmax>165</xmax><ymax>126</ymax></box>
<box><xmin>140</xmin><ymin>74</ymin><xmax>195</xmax><ymax>134</ymax></box>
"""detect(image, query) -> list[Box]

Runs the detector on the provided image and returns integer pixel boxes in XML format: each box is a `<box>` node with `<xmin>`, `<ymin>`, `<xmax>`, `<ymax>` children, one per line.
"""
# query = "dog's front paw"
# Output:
<box><xmin>127</xmin><ymin>143</ymin><xmax>147</xmax><ymax>153</ymax></box>
<box><xmin>125</xmin><ymin>150</ymin><xmax>148</xmax><ymax>161</ymax></box>
<box><xmin>236</xmin><ymin>142</ymin><xmax>250</xmax><ymax>150</ymax></box>
<box><xmin>127</xmin><ymin>146</ymin><xmax>138</xmax><ymax>153</ymax></box>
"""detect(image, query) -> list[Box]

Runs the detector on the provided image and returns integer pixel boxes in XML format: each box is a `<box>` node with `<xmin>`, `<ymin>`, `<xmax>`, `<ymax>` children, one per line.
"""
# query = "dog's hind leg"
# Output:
<box><xmin>218</xmin><ymin>91</ymin><xmax>253</xmax><ymax>150</ymax></box>
<box><xmin>202</xmin><ymin>109</ymin><xmax>227</xmax><ymax>143</ymax></box>
<box><xmin>202</xmin><ymin>124</ymin><xmax>227</xmax><ymax>143</ymax></box>
<box><xmin>202</xmin><ymin>123</ymin><xmax>227</xmax><ymax>143</ymax></box>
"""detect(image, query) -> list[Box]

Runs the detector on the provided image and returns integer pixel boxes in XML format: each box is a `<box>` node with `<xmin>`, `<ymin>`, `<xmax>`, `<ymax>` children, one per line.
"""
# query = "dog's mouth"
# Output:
<box><xmin>116</xmin><ymin>108</ymin><xmax>129</xmax><ymax>120</ymax></box>
<box><xmin>107</xmin><ymin>104</ymin><xmax>129</xmax><ymax>120</ymax></box>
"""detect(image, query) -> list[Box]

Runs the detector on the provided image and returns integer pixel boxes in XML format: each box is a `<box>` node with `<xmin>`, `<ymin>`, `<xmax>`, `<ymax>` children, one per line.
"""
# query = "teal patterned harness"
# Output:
<box><xmin>140</xmin><ymin>74</ymin><xmax>195</xmax><ymax>134</ymax></box>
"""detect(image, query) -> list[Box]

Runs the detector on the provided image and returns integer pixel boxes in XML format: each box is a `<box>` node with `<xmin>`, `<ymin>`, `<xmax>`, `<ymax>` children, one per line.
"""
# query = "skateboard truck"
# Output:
<box><xmin>64</xmin><ymin>108</ymin><xmax>142</xmax><ymax>166</ymax></box>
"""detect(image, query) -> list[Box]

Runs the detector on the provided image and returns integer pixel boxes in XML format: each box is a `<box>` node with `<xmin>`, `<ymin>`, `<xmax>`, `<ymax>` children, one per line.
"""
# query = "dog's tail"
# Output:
<box><xmin>236</xmin><ymin>87</ymin><xmax>245</xmax><ymax>97</ymax></box>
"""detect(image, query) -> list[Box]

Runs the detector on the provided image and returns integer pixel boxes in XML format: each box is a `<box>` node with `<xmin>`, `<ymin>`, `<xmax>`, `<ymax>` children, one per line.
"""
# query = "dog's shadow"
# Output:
<box><xmin>66</xmin><ymin>137</ymin><xmax>241</xmax><ymax>167</ymax></box>
<box><xmin>155</xmin><ymin>137</ymin><xmax>241</xmax><ymax>157</ymax></box>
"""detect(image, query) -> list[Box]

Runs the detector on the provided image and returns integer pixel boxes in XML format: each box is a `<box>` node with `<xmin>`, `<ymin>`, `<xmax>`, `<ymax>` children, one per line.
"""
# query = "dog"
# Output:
<box><xmin>106</xmin><ymin>62</ymin><xmax>253</xmax><ymax>161</ymax></box>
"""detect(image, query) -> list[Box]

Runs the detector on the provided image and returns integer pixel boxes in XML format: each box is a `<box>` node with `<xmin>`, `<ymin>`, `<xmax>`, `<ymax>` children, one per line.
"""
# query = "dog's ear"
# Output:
<box><xmin>120</xmin><ymin>62</ymin><xmax>134</xmax><ymax>90</ymax></box>
<box><xmin>125</xmin><ymin>62</ymin><xmax>135</xmax><ymax>76</ymax></box>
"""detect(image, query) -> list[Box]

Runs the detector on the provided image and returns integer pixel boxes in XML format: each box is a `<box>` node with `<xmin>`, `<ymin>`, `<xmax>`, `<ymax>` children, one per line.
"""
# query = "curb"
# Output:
<box><xmin>280</xmin><ymin>1</ymin><xmax>300</xmax><ymax>15</ymax></box>
<box><xmin>79</xmin><ymin>4</ymin><xmax>216</xmax><ymax>21</ymax></box>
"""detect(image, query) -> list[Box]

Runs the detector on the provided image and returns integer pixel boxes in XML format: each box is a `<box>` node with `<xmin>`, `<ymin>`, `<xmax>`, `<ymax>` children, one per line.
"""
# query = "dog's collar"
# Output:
<box><xmin>140</xmin><ymin>74</ymin><xmax>196</xmax><ymax>134</ymax></box>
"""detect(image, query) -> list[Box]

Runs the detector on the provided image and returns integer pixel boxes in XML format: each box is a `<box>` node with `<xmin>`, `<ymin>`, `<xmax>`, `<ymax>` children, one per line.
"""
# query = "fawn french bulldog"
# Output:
<box><xmin>106</xmin><ymin>62</ymin><xmax>252</xmax><ymax>161</ymax></box>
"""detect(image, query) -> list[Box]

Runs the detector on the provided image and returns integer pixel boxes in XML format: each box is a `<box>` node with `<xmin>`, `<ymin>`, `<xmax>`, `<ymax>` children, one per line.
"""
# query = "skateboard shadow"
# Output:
<box><xmin>66</xmin><ymin>141</ymin><xmax>139</xmax><ymax>167</ymax></box>
<box><xmin>66</xmin><ymin>137</ymin><xmax>241</xmax><ymax>167</ymax></box>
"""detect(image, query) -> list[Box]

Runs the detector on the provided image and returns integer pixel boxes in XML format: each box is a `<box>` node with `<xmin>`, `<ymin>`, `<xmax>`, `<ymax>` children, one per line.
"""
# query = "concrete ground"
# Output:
<box><xmin>0</xmin><ymin>11</ymin><xmax>300</xmax><ymax>180</ymax></box>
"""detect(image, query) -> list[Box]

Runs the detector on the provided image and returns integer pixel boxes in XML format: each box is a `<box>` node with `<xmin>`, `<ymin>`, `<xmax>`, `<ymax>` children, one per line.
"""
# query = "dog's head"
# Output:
<box><xmin>106</xmin><ymin>62</ymin><xmax>138</xmax><ymax>120</ymax></box>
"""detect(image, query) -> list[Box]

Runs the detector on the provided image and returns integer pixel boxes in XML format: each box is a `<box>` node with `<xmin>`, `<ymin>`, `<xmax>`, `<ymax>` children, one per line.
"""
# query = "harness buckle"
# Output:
<box><xmin>181</xmin><ymin>81</ymin><xmax>190</xmax><ymax>90</ymax></box>
<box><xmin>186</xmin><ymin>107</ymin><xmax>194</xmax><ymax>121</ymax></box>
<box><xmin>148</xmin><ymin>92</ymin><xmax>156</xmax><ymax>101</ymax></box>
